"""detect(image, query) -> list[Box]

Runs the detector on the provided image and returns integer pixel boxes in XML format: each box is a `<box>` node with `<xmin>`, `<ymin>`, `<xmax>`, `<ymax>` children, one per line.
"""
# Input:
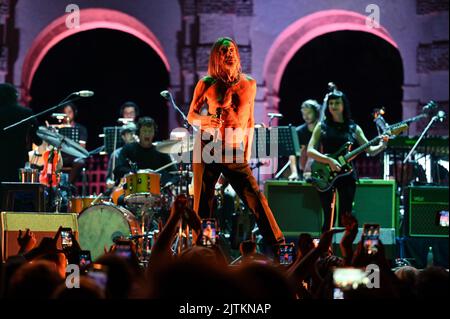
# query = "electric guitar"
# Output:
<box><xmin>310</xmin><ymin>124</ymin><xmax>408</xmax><ymax>192</ymax></box>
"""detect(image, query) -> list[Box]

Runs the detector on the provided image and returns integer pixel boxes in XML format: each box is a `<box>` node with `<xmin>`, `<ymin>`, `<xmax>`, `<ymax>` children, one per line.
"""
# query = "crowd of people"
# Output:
<box><xmin>0</xmin><ymin>194</ymin><xmax>448</xmax><ymax>300</ymax></box>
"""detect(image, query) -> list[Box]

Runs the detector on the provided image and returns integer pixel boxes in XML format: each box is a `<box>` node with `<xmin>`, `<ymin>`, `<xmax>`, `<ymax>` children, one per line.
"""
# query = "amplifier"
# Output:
<box><xmin>1</xmin><ymin>212</ymin><xmax>78</xmax><ymax>261</ymax></box>
<box><xmin>265</xmin><ymin>179</ymin><xmax>397</xmax><ymax>237</ymax></box>
<box><xmin>265</xmin><ymin>180</ymin><xmax>323</xmax><ymax>237</ymax></box>
<box><xmin>408</xmin><ymin>186</ymin><xmax>449</xmax><ymax>237</ymax></box>
<box><xmin>344</xmin><ymin>179</ymin><xmax>397</xmax><ymax>229</ymax></box>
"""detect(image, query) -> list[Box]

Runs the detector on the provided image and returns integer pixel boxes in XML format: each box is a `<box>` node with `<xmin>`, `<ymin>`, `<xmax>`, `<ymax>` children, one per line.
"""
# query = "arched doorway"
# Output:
<box><xmin>263</xmin><ymin>10</ymin><xmax>403</xmax><ymax>178</ymax></box>
<box><xmin>21</xmin><ymin>8</ymin><xmax>171</xmax><ymax>149</ymax></box>
<box><xmin>278</xmin><ymin>30</ymin><xmax>403</xmax><ymax>137</ymax></box>
<box><xmin>263</xmin><ymin>9</ymin><xmax>402</xmax><ymax>127</ymax></box>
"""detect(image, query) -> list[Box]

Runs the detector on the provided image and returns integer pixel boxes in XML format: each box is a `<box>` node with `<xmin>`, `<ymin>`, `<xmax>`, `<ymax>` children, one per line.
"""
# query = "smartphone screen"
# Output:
<box><xmin>115</xmin><ymin>245</ymin><xmax>132</xmax><ymax>259</ymax></box>
<box><xmin>333</xmin><ymin>267</ymin><xmax>367</xmax><ymax>290</ymax></box>
<box><xmin>278</xmin><ymin>244</ymin><xmax>295</xmax><ymax>265</ymax></box>
<box><xmin>87</xmin><ymin>264</ymin><xmax>108</xmax><ymax>290</ymax></box>
<box><xmin>438</xmin><ymin>211</ymin><xmax>449</xmax><ymax>227</ymax></box>
<box><xmin>333</xmin><ymin>288</ymin><xmax>344</xmax><ymax>299</ymax></box>
<box><xmin>201</xmin><ymin>219</ymin><xmax>216</xmax><ymax>247</ymax></box>
<box><xmin>61</xmin><ymin>228</ymin><xmax>73</xmax><ymax>249</ymax></box>
<box><xmin>363</xmin><ymin>224</ymin><xmax>380</xmax><ymax>255</ymax></box>
<box><xmin>313</xmin><ymin>238</ymin><xmax>320</xmax><ymax>248</ymax></box>
<box><xmin>78</xmin><ymin>250</ymin><xmax>92</xmax><ymax>268</ymax></box>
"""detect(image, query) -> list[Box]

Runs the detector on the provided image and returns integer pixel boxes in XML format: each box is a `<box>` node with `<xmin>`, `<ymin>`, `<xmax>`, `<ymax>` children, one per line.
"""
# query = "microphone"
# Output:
<box><xmin>327</xmin><ymin>82</ymin><xmax>337</xmax><ymax>93</ymax></box>
<box><xmin>74</xmin><ymin>90</ymin><xmax>94</xmax><ymax>97</ymax></box>
<box><xmin>436</xmin><ymin>110</ymin><xmax>446</xmax><ymax>122</ymax></box>
<box><xmin>160</xmin><ymin>90</ymin><xmax>171</xmax><ymax>100</ymax></box>
<box><xmin>268</xmin><ymin>112</ymin><xmax>283</xmax><ymax>118</ymax></box>
<box><xmin>213</xmin><ymin>107</ymin><xmax>223</xmax><ymax>143</ymax></box>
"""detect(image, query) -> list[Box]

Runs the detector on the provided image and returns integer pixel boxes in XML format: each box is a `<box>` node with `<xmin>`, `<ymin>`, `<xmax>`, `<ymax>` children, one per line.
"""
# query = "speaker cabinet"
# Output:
<box><xmin>1</xmin><ymin>212</ymin><xmax>78</xmax><ymax>261</ymax></box>
<box><xmin>344</xmin><ymin>179</ymin><xmax>397</xmax><ymax>229</ymax></box>
<box><xmin>265</xmin><ymin>180</ymin><xmax>323</xmax><ymax>237</ymax></box>
<box><xmin>408</xmin><ymin>186</ymin><xmax>449</xmax><ymax>237</ymax></box>
<box><xmin>265</xmin><ymin>179</ymin><xmax>397</xmax><ymax>237</ymax></box>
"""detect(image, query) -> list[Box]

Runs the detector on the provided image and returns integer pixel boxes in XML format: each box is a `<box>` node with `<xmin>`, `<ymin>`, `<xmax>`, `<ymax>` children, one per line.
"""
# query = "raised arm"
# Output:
<box><xmin>187</xmin><ymin>79</ymin><xmax>222</xmax><ymax>130</ymax></box>
<box><xmin>354</xmin><ymin>125</ymin><xmax>387</xmax><ymax>156</ymax></box>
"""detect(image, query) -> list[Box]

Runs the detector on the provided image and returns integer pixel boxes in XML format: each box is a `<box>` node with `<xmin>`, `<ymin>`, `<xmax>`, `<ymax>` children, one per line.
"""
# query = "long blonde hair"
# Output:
<box><xmin>208</xmin><ymin>37</ymin><xmax>242</xmax><ymax>85</ymax></box>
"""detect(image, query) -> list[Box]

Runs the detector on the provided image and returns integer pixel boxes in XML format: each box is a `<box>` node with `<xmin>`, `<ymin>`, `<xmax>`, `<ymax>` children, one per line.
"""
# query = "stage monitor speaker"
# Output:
<box><xmin>265</xmin><ymin>180</ymin><xmax>323</xmax><ymax>237</ymax></box>
<box><xmin>332</xmin><ymin>227</ymin><xmax>396</xmax><ymax>260</ymax></box>
<box><xmin>1</xmin><ymin>182</ymin><xmax>46</xmax><ymax>212</ymax></box>
<box><xmin>0</xmin><ymin>212</ymin><xmax>78</xmax><ymax>261</ymax></box>
<box><xmin>408</xmin><ymin>186</ymin><xmax>449</xmax><ymax>237</ymax></box>
<box><xmin>341</xmin><ymin>179</ymin><xmax>397</xmax><ymax>229</ymax></box>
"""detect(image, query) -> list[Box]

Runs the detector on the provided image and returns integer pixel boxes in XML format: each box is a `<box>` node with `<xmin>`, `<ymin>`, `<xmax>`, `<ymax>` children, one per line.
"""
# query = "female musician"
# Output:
<box><xmin>307</xmin><ymin>90</ymin><xmax>388</xmax><ymax>232</ymax></box>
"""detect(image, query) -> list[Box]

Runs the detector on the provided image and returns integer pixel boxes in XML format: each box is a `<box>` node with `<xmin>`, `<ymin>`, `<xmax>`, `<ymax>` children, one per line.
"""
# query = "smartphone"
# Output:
<box><xmin>333</xmin><ymin>267</ymin><xmax>367</xmax><ymax>290</ymax></box>
<box><xmin>115</xmin><ymin>240</ymin><xmax>132</xmax><ymax>259</ymax></box>
<box><xmin>278</xmin><ymin>243</ymin><xmax>295</xmax><ymax>265</ymax></box>
<box><xmin>437</xmin><ymin>210</ymin><xmax>449</xmax><ymax>227</ymax></box>
<box><xmin>201</xmin><ymin>218</ymin><xmax>217</xmax><ymax>247</ymax></box>
<box><xmin>78</xmin><ymin>250</ymin><xmax>92</xmax><ymax>268</ymax></box>
<box><xmin>60</xmin><ymin>228</ymin><xmax>73</xmax><ymax>249</ymax></box>
<box><xmin>87</xmin><ymin>264</ymin><xmax>108</xmax><ymax>290</ymax></box>
<box><xmin>362</xmin><ymin>224</ymin><xmax>380</xmax><ymax>255</ymax></box>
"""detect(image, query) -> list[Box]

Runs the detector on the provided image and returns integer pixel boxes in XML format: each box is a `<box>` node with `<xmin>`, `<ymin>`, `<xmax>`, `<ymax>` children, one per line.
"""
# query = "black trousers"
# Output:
<box><xmin>318</xmin><ymin>175</ymin><xmax>356</xmax><ymax>233</ymax></box>
<box><xmin>193</xmin><ymin>161</ymin><xmax>285</xmax><ymax>246</ymax></box>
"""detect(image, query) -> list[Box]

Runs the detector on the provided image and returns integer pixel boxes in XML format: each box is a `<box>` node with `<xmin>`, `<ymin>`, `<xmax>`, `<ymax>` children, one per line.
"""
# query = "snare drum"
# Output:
<box><xmin>125</xmin><ymin>170</ymin><xmax>161</xmax><ymax>204</ymax></box>
<box><xmin>19</xmin><ymin>168</ymin><xmax>39</xmax><ymax>183</ymax></box>
<box><xmin>77</xmin><ymin>203</ymin><xmax>141</xmax><ymax>260</ymax></box>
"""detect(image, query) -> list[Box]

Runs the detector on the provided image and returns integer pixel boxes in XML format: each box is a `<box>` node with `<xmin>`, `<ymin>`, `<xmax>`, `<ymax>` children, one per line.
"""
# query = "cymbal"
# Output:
<box><xmin>37</xmin><ymin>126</ymin><xmax>90</xmax><ymax>158</ymax></box>
<box><xmin>153</xmin><ymin>137</ymin><xmax>194</xmax><ymax>154</ymax></box>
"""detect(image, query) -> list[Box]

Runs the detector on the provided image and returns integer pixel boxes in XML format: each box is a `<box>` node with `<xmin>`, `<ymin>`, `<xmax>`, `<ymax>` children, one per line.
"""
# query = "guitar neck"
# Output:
<box><xmin>389</xmin><ymin>113</ymin><xmax>427</xmax><ymax>129</ymax></box>
<box><xmin>344</xmin><ymin>136</ymin><xmax>381</xmax><ymax>162</ymax></box>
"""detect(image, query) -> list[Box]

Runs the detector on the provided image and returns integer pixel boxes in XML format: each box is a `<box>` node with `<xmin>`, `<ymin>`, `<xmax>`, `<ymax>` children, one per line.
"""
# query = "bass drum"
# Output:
<box><xmin>77</xmin><ymin>203</ymin><xmax>141</xmax><ymax>260</ymax></box>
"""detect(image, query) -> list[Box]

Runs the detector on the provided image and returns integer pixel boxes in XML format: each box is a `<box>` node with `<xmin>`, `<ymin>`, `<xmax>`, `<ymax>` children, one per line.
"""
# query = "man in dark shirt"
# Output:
<box><xmin>114</xmin><ymin>117</ymin><xmax>176</xmax><ymax>185</ymax></box>
<box><xmin>0</xmin><ymin>83</ymin><xmax>42</xmax><ymax>183</ymax></box>
<box><xmin>288</xmin><ymin>99</ymin><xmax>321</xmax><ymax>180</ymax></box>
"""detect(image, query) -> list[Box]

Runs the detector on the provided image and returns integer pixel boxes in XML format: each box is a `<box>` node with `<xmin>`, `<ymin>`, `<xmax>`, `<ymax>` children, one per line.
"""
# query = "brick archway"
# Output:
<box><xmin>262</xmin><ymin>9</ymin><xmax>400</xmax><ymax>112</ymax></box>
<box><xmin>21</xmin><ymin>8</ymin><xmax>170</xmax><ymax>104</ymax></box>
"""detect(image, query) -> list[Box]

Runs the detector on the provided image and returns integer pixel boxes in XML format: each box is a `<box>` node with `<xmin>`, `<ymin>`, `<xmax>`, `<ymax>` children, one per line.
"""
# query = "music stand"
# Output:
<box><xmin>103</xmin><ymin>127</ymin><xmax>124</xmax><ymax>155</ymax></box>
<box><xmin>58</xmin><ymin>127</ymin><xmax>81</xmax><ymax>143</ymax></box>
<box><xmin>251</xmin><ymin>126</ymin><xmax>300</xmax><ymax>182</ymax></box>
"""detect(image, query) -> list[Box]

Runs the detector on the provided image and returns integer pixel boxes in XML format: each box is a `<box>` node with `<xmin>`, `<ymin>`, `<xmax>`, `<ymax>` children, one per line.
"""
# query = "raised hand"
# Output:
<box><xmin>17</xmin><ymin>229</ymin><xmax>37</xmax><ymax>254</ymax></box>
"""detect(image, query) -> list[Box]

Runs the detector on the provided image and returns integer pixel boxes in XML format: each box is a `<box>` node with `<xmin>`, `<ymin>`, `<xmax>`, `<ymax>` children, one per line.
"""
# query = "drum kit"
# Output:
<box><xmin>75</xmin><ymin>134</ymin><xmax>196</xmax><ymax>261</ymax></box>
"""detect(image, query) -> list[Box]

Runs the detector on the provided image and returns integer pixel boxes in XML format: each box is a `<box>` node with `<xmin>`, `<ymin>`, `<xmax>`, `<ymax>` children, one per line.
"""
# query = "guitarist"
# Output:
<box><xmin>307</xmin><ymin>90</ymin><xmax>388</xmax><ymax>233</ymax></box>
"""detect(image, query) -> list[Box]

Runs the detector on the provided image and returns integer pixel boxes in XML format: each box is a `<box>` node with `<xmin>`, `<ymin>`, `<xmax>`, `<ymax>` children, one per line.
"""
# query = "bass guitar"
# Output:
<box><xmin>310</xmin><ymin>124</ymin><xmax>408</xmax><ymax>192</ymax></box>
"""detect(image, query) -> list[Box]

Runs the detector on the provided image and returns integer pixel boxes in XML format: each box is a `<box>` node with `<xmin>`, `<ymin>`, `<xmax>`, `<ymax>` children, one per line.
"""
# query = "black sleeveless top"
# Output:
<box><xmin>319</xmin><ymin>120</ymin><xmax>357</xmax><ymax>154</ymax></box>
<box><xmin>319</xmin><ymin>120</ymin><xmax>358</xmax><ymax>180</ymax></box>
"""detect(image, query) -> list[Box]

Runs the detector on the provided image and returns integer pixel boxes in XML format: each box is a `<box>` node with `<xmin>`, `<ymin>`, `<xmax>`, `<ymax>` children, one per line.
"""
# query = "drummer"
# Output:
<box><xmin>105</xmin><ymin>122</ymin><xmax>137</xmax><ymax>190</ymax></box>
<box><xmin>114</xmin><ymin>117</ymin><xmax>177</xmax><ymax>186</ymax></box>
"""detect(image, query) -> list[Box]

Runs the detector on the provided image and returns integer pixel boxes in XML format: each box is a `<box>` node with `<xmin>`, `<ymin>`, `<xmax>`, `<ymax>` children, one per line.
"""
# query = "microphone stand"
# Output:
<box><xmin>162</xmin><ymin>91</ymin><xmax>197</xmax><ymax>133</ymax></box>
<box><xmin>3</xmin><ymin>93</ymin><xmax>82</xmax><ymax>131</ymax></box>
<box><xmin>403</xmin><ymin>114</ymin><xmax>443</xmax><ymax>164</ymax></box>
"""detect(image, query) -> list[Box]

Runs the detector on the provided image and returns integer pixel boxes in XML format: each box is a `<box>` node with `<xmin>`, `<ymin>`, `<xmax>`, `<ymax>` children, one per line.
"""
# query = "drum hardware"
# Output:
<box><xmin>36</xmin><ymin>126</ymin><xmax>89</xmax><ymax>159</ymax></box>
